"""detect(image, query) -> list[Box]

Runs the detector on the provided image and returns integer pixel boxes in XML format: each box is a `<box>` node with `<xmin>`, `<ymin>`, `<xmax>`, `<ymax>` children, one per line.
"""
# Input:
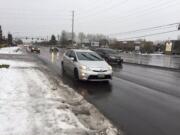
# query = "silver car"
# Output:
<box><xmin>61</xmin><ymin>49</ymin><xmax>113</xmax><ymax>81</ymax></box>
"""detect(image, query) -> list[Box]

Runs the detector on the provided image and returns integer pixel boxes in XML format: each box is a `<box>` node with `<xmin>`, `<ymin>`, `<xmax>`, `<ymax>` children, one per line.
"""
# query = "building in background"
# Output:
<box><xmin>165</xmin><ymin>40</ymin><xmax>180</xmax><ymax>55</ymax></box>
<box><xmin>171</xmin><ymin>40</ymin><xmax>180</xmax><ymax>55</ymax></box>
<box><xmin>109</xmin><ymin>40</ymin><xmax>156</xmax><ymax>53</ymax></box>
<box><xmin>165</xmin><ymin>41</ymin><xmax>172</xmax><ymax>55</ymax></box>
<box><xmin>91</xmin><ymin>41</ymin><xmax>99</xmax><ymax>47</ymax></box>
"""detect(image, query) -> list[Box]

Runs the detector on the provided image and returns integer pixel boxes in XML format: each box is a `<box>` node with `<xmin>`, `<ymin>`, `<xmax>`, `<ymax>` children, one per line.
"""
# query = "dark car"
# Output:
<box><xmin>30</xmin><ymin>46</ymin><xmax>40</xmax><ymax>53</ymax></box>
<box><xmin>50</xmin><ymin>47</ymin><xmax>59</xmax><ymax>53</ymax></box>
<box><xmin>95</xmin><ymin>48</ymin><xmax>123</xmax><ymax>65</ymax></box>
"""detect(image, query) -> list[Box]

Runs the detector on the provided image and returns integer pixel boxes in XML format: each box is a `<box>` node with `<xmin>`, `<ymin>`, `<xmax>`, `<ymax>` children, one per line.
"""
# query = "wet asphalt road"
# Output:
<box><xmin>33</xmin><ymin>47</ymin><xmax>180</xmax><ymax>135</ymax></box>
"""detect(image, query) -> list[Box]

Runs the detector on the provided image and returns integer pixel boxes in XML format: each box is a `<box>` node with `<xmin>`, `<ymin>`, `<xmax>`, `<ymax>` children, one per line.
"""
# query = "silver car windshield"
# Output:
<box><xmin>76</xmin><ymin>52</ymin><xmax>103</xmax><ymax>61</ymax></box>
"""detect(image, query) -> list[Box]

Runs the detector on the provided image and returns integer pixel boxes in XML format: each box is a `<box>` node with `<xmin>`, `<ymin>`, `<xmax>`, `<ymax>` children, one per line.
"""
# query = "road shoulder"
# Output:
<box><xmin>0</xmin><ymin>53</ymin><xmax>121</xmax><ymax>135</ymax></box>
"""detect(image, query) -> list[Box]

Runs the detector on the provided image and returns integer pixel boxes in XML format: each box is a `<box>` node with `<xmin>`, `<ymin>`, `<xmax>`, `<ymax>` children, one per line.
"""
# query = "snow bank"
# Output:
<box><xmin>141</xmin><ymin>53</ymin><xmax>164</xmax><ymax>56</ymax></box>
<box><xmin>0</xmin><ymin>59</ymin><xmax>120</xmax><ymax>135</ymax></box>
<box><xmin>0</xmin><ymin>46</ymin><xmax>22</xmax><ymax>54</ymax></box>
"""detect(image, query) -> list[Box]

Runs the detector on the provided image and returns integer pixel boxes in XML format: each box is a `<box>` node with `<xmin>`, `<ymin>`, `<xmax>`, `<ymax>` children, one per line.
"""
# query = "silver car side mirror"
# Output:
<box><xmin>70</xmin><ymin>57</ymin><xmax>75</xmax><ymax>61</ymax></box>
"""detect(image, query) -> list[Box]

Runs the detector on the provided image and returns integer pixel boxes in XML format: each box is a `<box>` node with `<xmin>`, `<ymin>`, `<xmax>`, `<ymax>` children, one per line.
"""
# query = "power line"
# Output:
<box><xmin>105</xmin><ymin>0</ymin><xmax>180</xmax><ymax>27</ymax></box>
<box><xmin>77</xmin><ymin>0</ymin><xmax>179</xmax><ymax>26</ymax></box>
<box><xmin>118</xmin><ymin>29</ymin><xmax>179</xmax><ymax>40</ymax></box>
<box><xmin>76</xmin><ymin>0</ymin><xmax>113</xmax><ymax>15</ymax></box>
<box><xmin>76</xmin><ymin>0</ymin><xmax>162</xmax><ymax>22</ymax></box>
<box><xmin>102</xmin><ymin>0</ymin><xmax>168</xmax><ymax>23</ymax></box>
<box><xmin>108</xmin><ymin>22</ymin><xmax>180</xmax><ymax>36</ymax></box>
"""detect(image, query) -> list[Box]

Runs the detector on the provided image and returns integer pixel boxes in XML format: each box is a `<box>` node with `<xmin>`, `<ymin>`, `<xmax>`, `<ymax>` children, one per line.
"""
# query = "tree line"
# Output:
<box><xmin>35</xmin><ymin>30</ymin><xmax>111</xmax><ymax>47</ymax></box>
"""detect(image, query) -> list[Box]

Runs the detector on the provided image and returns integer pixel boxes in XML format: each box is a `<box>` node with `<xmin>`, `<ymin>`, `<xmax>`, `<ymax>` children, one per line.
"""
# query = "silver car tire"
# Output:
<box><xmin>74</xmin><ymin>68</ymin><xmax>79</xmax><ymax>81</ymax></box>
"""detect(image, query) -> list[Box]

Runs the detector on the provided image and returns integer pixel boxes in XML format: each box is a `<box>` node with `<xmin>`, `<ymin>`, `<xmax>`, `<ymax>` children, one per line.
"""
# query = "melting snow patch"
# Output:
<box><xmin>0</xmin><ymin>46</ymin><xmax>22</xmax><ymax>54</ymax></box>
<box><xmin>0</xmin><ymin>59</ymin><xmax>120</xmax><ymax>135</ymax></box>
<box><xmin>0</xmin><ymin>59</ymin><xmax>37</xmax><ymax>68</ymax></box>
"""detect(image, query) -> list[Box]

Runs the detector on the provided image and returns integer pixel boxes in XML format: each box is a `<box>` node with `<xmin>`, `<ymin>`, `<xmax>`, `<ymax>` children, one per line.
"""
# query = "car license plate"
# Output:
<box><xmin>98</xmin><ymin>74</ymin><xmax>105</xmax><ymax>78</ymax></box>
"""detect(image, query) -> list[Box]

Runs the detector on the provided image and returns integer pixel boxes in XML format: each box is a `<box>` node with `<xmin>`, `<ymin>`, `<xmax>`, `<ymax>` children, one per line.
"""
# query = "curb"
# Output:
<box><xmin>123</xmin><ymin>61</ymin><xmax>180</xmax><ymax>72</ymax></box>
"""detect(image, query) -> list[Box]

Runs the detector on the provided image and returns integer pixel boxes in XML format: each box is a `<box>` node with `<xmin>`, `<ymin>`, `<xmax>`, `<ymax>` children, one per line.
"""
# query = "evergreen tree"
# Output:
<box><xmin>0</xmin><ymin>26</ymin><xmax>2</xmax><ymax>42</ymax></box>
<box><xmin>50</xmin><ymin>35</ymin><xmax>57</xmax><ymax>45</ymax></box>
<box><xmin>8</xmin><ymin>33</ymin><xmax>13</xmax><ymax>45</ymax></box>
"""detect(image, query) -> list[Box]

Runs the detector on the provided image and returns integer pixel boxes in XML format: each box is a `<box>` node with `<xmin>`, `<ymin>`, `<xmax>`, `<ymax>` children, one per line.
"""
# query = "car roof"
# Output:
<box><xmin>96</xmin><ymin>48</ymin><xmax>114</xmax><ymax>51</ymax></box>
<box><xmin>71</xmin><ymin>49</ymin><xmax>93</xmax><ymax>53</ymax></box>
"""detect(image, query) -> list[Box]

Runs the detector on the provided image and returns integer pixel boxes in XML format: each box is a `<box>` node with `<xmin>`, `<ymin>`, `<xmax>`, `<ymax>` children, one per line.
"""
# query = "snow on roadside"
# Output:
<box><xmin>141</xmin><ymin>53</ymin><xmax>163</xmax><ymax>56</ymax></box>
<box><xmin>0</xmin><ymin>46</ymin><xmax>22</xmax><ymax>54</ymax></box>
<box><xmin>0</xmin><ymin>59</ymin><xmax>37</xmax><ymax>68</ymax></box>
<box><xmin>0</xmin><ymin>59</ymin><xmax>120</xmax><ymax>135</ymax></box>
<box><xmin>0</xmin><ymin>60</ymin><xmax>88</xmax><ymax>135</ymax></box>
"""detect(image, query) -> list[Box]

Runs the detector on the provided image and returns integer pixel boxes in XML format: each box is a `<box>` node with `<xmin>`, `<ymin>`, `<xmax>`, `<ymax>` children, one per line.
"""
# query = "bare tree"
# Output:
<box><xmin>60</xmin><ymin>30</ymin><xmax>68</xmax><ymax>46</ymax></box>
<box><xmin>78</xmin><ymin>32</ymin><xmax>86</xmax><ymax>44</ymax></box>
<box><xmin>86</xmin><ymin>34</ymin><xmax>96</xmax><ymax>42</ymax></box>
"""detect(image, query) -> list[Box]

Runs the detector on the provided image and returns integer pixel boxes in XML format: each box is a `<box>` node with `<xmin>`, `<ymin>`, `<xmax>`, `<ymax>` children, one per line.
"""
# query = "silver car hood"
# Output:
<box><xmin>78</xmin><ymin>60</ymin><xmax>110</xmax><ymax>70</ymax></box>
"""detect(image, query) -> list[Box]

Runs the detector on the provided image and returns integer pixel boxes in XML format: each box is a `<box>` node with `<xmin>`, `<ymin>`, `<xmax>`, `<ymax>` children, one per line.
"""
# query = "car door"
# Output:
<box><xmin>63</xmin><ymin>50</ymin><xmax>71</xmax><ymax>72</ymax></box>
<box><xmin>68</xmin><ymin>51</ymin><xmax>77</xmax><ymax>74</ymax></box>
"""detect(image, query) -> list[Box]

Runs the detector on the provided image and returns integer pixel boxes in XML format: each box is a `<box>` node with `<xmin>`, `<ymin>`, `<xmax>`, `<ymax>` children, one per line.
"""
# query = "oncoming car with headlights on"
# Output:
<box><xmin>30</xmin><ymin>46</ymin><xmax>40</xmax><ymax>53</ymax></box>
<box><xmin>61</xmin><ymin>49</ymin><xmax>113</xmax><ymax>81</ymax></box>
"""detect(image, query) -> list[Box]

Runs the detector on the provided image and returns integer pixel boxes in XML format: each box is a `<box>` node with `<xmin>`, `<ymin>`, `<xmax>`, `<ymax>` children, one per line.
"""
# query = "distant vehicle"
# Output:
<box><xmin>11</xmin><ymin>43</ymin><xmax>17</xmax><ymax>46</ymax></box>
<box><xmin>95</xmin><ymin>48</ymin><xmax>123</xmax><ymax>65</ymax></box>
<box><xmin>30</xmin><ymin>46</ymin><xmax>40</xmax><ymax>53</ymax></box>
<box><xmin>50</xmin><ymin>47</ymin><xmax>59</xmax><ymax>53</ymax></box>
<box><xmin>61</xmin><ymin>49</ymin><xmax>112</xmax><ymax>81</ymax></box>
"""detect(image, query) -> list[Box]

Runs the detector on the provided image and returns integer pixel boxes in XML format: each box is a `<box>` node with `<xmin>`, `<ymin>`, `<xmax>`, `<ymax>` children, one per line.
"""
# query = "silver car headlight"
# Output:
<box><xmin>79</xmin><ymin>65</ymin><xmax>91</xmax><ymax>71</ymax></box>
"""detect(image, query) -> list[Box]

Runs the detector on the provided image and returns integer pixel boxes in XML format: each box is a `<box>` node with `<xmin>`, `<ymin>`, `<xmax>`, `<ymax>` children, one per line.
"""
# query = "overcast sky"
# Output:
<box><xmin>0</xmin><ymin>0</ymin><xmax>180</xmax><ymax>41</ymax></box>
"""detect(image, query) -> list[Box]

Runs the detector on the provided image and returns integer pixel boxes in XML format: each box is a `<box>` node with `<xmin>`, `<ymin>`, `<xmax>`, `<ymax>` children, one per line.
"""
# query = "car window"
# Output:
<box><xmin>69</xmin><ymin>51</ymin><xmax>77</xmax><ymax>61</ymax></box>
<box><xmin>103</xmin><ymin>49</ymin><xmax>117</xmax><ymax>54</ymax></box>
<box><xmin>76</xmin><ymin>52</ymin><xmax>103</xmax><ymax>61</ymax></box>
<box><xmin>96</xmin><ymin>49</ymin><xmax>102</xmax><ymax>52</ymax></box>
<box><xmin>65</xmin><ymin>50</ymin><xmax>71</xmax><ymax>57</ymax></box>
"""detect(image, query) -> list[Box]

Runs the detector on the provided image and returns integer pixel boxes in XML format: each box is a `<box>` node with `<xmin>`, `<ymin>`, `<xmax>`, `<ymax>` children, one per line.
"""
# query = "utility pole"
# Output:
<box><xmin>72</xmin><ymin>10</ymin><xmax>74</xmax><ymax>46</ymax></box>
